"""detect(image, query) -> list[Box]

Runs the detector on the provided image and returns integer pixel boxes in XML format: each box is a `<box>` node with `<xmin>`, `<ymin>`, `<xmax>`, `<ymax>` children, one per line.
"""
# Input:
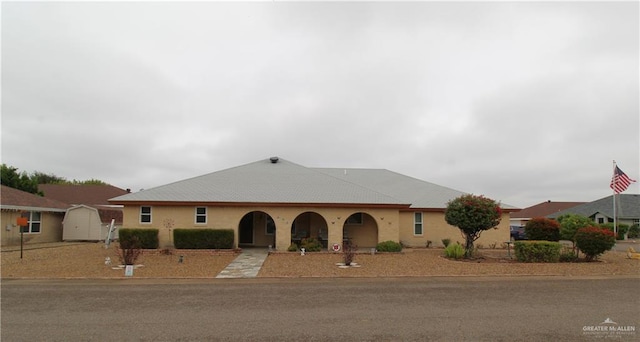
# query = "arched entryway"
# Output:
<box><xmin>343</xmin><ymin>212</ymin><xmax>378</xmax><ymax>248</ymax></box>
<box><xmin>238</xmin><ymin>211</ymin><xmax>276</xmax><ymax>248</ymax></box>
<box><xmin>291</xmin><ymin>212</ymin><xmax>329</xmax><ymax>249</ymax></box>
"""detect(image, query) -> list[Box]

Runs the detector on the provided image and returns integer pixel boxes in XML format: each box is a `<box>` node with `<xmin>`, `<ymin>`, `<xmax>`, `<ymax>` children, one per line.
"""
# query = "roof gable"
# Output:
<box><xmin>1</xmin><ymin>185</ymin><xmax>69</xmax><ymax>212</ymax></box>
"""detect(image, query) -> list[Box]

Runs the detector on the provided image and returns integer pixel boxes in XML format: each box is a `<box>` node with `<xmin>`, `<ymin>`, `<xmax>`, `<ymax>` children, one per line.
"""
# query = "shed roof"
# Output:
<box><xmin>110</xmin><ymin>158</ymin><xmax>517</xmax><ymax>210</ymax></box>
<box><xmin>1</xmin><ymin>185</ymin><xmax>69</xmax><ymax>212</ymax></box>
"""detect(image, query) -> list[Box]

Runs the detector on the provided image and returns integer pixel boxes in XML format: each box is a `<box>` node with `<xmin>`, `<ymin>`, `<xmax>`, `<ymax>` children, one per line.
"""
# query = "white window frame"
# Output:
<box><xmin>195</xmin><ymin>207</ymin><xmax>207</xmax><ymax>224</ymax></box>
<box><xmin>414</xmin><ymin>212</ymin><xmax>423</xmax><ymax>236</ymax></box>
<box><xmin>140</xmin><ymin>206</ymin><xmax>152</xmax><ymax>224</ymax></box>
<box><xmin>21</xmin><ymin>211</ymin><xmax>41</xmax><ymax>234</ymax></box>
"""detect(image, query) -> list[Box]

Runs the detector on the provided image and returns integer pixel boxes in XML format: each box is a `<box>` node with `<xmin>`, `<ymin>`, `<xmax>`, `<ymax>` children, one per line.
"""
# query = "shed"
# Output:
<box><xmin>63</xmin><ymin>205</ymin><xmax>114</xmax><ymax>241</ymax></box>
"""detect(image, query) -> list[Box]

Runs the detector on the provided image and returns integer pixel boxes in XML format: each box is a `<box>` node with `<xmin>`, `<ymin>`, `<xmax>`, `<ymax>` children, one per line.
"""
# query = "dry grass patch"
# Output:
<box><xmin>1</xmin><ymin>243</ymin><xmax>238</xmax><ymax>279</ymax></box>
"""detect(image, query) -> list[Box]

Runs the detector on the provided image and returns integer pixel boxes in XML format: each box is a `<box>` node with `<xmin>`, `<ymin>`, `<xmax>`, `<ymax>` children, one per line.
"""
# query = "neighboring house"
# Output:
<box><xmin>548</xmin><ymin>194</ymin><xmax>640</xmax><ymax>227</ymax></box>
<box><xmin>510</xmin><ymin>200</ymin><xmax>585</xmax><ymax>227</ymax></box>
<box><xmin>109</xmin><ymin>157</ymin><xmax>519</xmax><ymax>251</ymax></box>
<box><xmin>39</xmin><ymin>184</ymin><xmax>129</xmax><ymax>241</ymax></box>
<box><xmin>1</xmin><ymin>185</ymin><xmax>69</xmax><ymax>246</ymax></box>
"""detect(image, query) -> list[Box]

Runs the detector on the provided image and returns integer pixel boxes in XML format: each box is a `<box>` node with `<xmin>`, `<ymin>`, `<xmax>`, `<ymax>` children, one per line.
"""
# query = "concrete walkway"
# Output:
<box><xmin>215</xmin><ymin>248</ymin><xmax>269</xmax><ymax>278</ymax></box>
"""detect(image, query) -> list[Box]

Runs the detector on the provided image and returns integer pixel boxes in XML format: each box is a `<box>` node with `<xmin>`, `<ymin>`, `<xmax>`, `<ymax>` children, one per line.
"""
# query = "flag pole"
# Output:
<box><xmin>612</xmin><ymin>160</ymin><xmax>617</xmax><ymax>236</ymax></box>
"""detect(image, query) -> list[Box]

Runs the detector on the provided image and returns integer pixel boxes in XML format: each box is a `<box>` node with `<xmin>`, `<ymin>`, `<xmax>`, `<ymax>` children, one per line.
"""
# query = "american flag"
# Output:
<box><xmin>610</xmin><ymin>166</ymin><xmax>636</xmax><ymax>194</ymax></box>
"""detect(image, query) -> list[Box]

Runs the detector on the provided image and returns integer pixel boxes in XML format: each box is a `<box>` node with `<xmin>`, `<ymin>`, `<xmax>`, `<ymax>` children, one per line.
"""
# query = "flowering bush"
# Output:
<box><xmin>524</xmin><ymin>217</ymin><xmax>560</xmax><ymax>241</ymax></box>
<box><xmin>575</xmin><ymin>226</ymin><xmax>616</xmax><ymax>261</ymax></box>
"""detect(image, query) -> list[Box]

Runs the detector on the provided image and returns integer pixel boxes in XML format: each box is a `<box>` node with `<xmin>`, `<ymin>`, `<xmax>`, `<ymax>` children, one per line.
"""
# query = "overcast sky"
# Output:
<box><xmin>2</xmin><ymin>1</ymin><xmax>638</xmax><ymax>208</ymax></box>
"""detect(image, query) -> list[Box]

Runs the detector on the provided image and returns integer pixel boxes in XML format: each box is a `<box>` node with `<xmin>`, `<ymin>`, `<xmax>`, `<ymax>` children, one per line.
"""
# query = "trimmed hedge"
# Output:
<box><xmin>173</xmin><ymin>229</ymin><xmax>234</xmax><ymax>249</ymax></box>
<box><xmin>118</xmin><ymin>228</ymin><xmax>159</xmax><ymax>249</ymax></box>
<box><xmin>514</xmin><ymin>241</ymin><xmax>562</xmax><ymax>263</ymax></box>
<box><xmin>376</xmin><ymin>240</ymin><xmax>403</xmax><ymax>252</ymax></box>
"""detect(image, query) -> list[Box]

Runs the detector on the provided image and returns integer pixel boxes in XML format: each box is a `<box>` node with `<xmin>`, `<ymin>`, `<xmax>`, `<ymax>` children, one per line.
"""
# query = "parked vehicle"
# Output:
<box><xmin>510</xmin><ymin>226</ymin><xmax>527</xmax><ymax>240</ymax></box>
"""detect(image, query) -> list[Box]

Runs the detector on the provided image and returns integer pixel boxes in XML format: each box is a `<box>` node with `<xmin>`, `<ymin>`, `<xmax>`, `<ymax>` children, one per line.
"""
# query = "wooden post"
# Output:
<box><xmin>17</xmin><ymin>216</ymin><xmax>28</xmax><ymax>259</ymax></box>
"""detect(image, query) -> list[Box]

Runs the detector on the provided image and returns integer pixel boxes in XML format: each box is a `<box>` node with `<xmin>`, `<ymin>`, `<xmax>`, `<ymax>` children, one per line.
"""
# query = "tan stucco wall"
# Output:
<box><xmin>399</xmin><ymin>211</ymin><xmax>511</xmax><ymax>248</ymax></box>
<box><xmin>121</xmin><ymin>205</ymin><xmax>400</xmax><ymax>250</ymax></box>
<box><xmin>1</xmin><ymin>210</ymin><xmax>64</xmax><ymax>246</ymax></box>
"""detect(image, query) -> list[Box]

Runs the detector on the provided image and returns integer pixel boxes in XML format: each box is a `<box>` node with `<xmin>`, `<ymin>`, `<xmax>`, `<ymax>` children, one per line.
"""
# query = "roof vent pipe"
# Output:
<box><xmin>270</xmin><ymin>157</ymin><xmax>279</xmax><ymax>163</ymax></box>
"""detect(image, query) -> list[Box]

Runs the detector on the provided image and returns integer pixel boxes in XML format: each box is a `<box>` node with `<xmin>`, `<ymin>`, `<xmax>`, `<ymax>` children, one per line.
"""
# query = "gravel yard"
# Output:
<box><xmin>1</xmin><ymin>242</ymin><xmax>638</xmax><ymax>279</ymax></box>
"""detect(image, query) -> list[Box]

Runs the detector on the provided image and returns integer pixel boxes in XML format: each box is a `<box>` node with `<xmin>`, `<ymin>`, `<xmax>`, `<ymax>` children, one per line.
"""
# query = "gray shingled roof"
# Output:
<box><xmin>315</xmin><ymin>168</ymin><xmax>469</xmax><ymax>209</ymax></box>
<box><xmin>548</xmin><ymin>194</ymin><xmax>640</xmax><ymax>220</ymax></box>
<box><xmin>110</xmin><ymin>158</ymin><xmax>517</xmax><ymax>209</ymax></box>
<box><xmin>110</xmin><ymin>158</ymin><xmax>408</xmax><ymax>206</ymax></box>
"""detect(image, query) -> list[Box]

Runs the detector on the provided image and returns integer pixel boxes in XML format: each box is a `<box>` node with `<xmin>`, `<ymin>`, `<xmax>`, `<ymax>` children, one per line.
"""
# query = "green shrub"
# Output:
<box><xmin>173</xmin><ymin>229</ymin><xmax>234</xmax><ymax>249</ymax></box>
<box><xmin>559</xmin><ymin>247</ymin><xmax>578</xmax><ymax>262</ymax></box>
<box><xmin>601</xmin><ymin>223</ymin><xmax>629</xmax><ymax>240</ymax></box>
<box><xmin>118</xmin><ymin>228</ymin><xmax>159</xmax><ymax>249</ymax></box>
<box><xmin>444</xmin><ymin>243</ymin><xmax>464</xmax><ymax>259</ymax></box>
<box><xmin>524</xmin><ymin>218</ymin><xmax>560</xmax><ymax>241</ymax></box>
<box><xmin>287</xmin><ymin>243</ymin><xmax>299</xmax><ymax>252</ymax></box>
<box><xmin>376</xmin><ymin>240</ymin><xmax>403</xmax><ymax>252</ymax></box>
<box><xmin>575</xmin><ymin>226</ymin><xmax>616</xmax><ymax>261</ymax></box>
<box><xmin>558</xmin><ymin>214</ymin><xmax>594</xmax><ymax>242</ymax></box>
<box><xmin>442</xmin><ymin>238</ymin><xmax>451</xmax><ymax>247</ymax></box>
<box><xmin>628</xmin><ymin>224</ymin><xmax>640</xmax><ymax>239</ymax></box>
<box><xmin>514</xmin><ymin>241</ymin><xmax>562</xmax><ymax>262</ymax></box>
<box><xmin>300</xmin><ymin>237</ymin><xmax>323</xmax><ymax>252</ymax></box>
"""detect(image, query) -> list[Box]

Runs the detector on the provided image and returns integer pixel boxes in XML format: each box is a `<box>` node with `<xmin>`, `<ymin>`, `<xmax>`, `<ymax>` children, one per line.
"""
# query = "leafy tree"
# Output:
<box><xmin>557</xmin><ymin>214</ymin><xmax>594</xmax><ymax>257</ymax></box>
<box><xmin>0</xmin><ymin>164</ymin><xmax>41</xmax><ymax>195</ymax></box>
<box><xmin>558</xmin><ymin>214</ymin><xmax>594</xmax><ymax>242</ymax></box>
<box><xmin>32</xmin><ymin>171</ymin><xmax>67</xmax><ymax>185</ymax></box>
<box><xmin>1</xmin><ymin>164</ymin><xmax>108</xmax><ymax>193</ymax></box>
<box><xmin>71</xmin><ymin>178</ymin><xmax>108</xmax><ymax>185</ymax></box>
<box><xmin>445</xmin><ymin>194</ymin><xmax>502</xmax><ymax>258</ymax></box>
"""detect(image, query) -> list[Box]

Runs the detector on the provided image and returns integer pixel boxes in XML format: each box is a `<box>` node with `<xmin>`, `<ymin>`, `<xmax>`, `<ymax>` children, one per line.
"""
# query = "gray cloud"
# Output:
<box><xmin>2</xmin><ymin>1</ymin><xmax>638</xmax><ymax>207</ymax></box>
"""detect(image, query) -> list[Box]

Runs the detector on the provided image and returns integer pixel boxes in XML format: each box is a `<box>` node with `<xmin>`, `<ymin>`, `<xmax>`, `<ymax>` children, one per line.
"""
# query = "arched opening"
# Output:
<box><xmin>343</xmin><ymin>212</ymin><xmax>378</xmax><ymax>248</ymax></box>
<box><xmin>291</xmin><ymin>212</ymin><xmax>329</xmax><ymax>249</ymax></box>
<box><xmin>238</xmin><ymin>211</ymin><xmax>276</xmax><ymax>248</ymax></box>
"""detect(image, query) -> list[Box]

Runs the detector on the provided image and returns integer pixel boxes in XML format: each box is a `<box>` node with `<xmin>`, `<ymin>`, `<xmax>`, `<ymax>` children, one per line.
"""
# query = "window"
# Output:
<box><xmin>598</xmin><ymin>218</ymin><xmax>604</xmax><ymax>224</ymax></box>
<box><xmin>20</xmin><ymin>212</ymin><xmax>41</xmax><ymax>234</ymax></box>
<box><xmin>266</xmin><ymin>216</ymin><xmax>275</xmax><ymax>235</ymax></box>
<box><xmin>195</xmin><ymin>207</ymin><xmax>207</xmax><ymax>224</ymax></box>
<box><xmin>140</xmin><ymin>206</ymin><xmax>152</xmax><ymax>223</ymax></box>
<box><xmin>414</xmin><ymin>212</ymin><xmax>423</xmax><ymax>235</ymax></box>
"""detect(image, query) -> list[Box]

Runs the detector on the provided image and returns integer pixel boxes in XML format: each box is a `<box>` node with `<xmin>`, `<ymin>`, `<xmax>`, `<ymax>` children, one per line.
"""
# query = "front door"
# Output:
<box><xmin>239</xmin><ymin>213</ymin><xmax>254</xmax><ymax>245</ymax></box>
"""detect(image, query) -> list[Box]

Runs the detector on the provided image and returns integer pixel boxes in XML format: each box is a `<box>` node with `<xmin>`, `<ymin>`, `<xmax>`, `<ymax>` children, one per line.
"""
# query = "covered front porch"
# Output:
<box><xmin>235</xmin><ymin>208</ymin><xmax>396</xmax><ymax>251</ymax></box>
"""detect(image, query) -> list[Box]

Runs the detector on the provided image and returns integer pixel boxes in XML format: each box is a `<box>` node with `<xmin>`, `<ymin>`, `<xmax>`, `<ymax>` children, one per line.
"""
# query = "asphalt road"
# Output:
<box><xmin>2</xmin><ymin>277</ymin><xmax>639</xmax><ymax>342</ymax></box>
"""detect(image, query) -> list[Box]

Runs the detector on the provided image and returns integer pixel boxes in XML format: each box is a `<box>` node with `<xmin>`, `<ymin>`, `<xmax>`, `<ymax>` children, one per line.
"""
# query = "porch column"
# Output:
<box><xmin>275</xmin><ymin>218</ymin><xmax>293</xmax><ymax>251</ymax></box>
<box><xmin>327</xmin><ymin>220</ymin><xmax>344</xmax><ymax>252</ymax></box>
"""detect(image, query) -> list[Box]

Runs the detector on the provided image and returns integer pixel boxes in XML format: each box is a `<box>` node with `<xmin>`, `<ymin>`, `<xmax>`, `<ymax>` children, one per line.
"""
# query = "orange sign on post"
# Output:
<box><xmin>17</xmin><ymin>217</ymin><xmax>28</xmax><ymax>226</ymax></box>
